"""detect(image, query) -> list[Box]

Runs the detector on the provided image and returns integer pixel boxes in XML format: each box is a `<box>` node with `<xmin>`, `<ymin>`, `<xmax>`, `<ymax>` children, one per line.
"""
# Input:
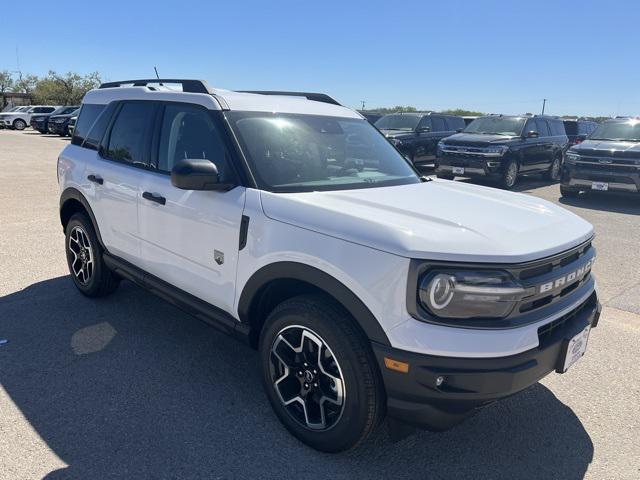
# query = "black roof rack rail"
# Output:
<box><xmin>99</xmin><ymin>79</ymin><xmax>212</xmax><ymax>94</ymax></box>
<box><xmin>238</xmin><ymin>90</ymin><xmax>341</xmax><ymax>106</ymax></box>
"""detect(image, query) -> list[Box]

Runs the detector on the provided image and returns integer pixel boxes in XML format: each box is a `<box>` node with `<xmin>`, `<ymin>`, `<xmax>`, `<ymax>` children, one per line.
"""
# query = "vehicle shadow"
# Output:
<box><xmin>558</xmin><ymin>192</ymin><xmax>640</xmax><ymax>215</ymax></box>
<box><xmin>0</xmin><ymin>277</ymin><xmax>593</xmax><ymax>479</ymax></box>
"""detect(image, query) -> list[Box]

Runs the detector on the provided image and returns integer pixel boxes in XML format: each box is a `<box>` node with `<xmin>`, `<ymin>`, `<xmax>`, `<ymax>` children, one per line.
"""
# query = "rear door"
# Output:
<box><xmin>137</xmin><ymin>102</ymin><xmax>245</xmax><ymax>314</ymax></box>
<box><xmin>89</xmin><ymin>101</ymin><xmax>156</xmax><ymax>265</ymax></box>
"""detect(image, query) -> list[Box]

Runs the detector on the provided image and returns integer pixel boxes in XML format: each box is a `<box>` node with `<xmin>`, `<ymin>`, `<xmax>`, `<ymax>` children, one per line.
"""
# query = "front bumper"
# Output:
<box><xmin>562</xmin><ymin>163</ymin><xmax>640</xmax><ymax>194</ymax></box>
<box><xmin>30</xmin><ymin>120</ymin><xmax>48</xmax><ymax>132</ymax></box>
<box><xmin>435</xmin><ymin>154</ymin><xmax>505</xmax><ymax>178</ymax></box>
<box><xmin>372</xmin><ymin>292</ymin><xmax>600</xmax><ymax>431</ymax></box>
<box><xmin>48</xmin><ymin>122</ymin><xmax>68</xmax><ymax>135</ymax></box>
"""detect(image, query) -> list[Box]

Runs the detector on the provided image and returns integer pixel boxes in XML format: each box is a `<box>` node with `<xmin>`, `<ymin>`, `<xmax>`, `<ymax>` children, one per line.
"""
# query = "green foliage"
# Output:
<box><xmin>32</xmin><ymin>71</ymin><xmax>101</xmax><ymax>105</ymax></box>
<box><xmin>13</xmin><ymin>73</ymin><xmax>39</xmax><ymax>95</ymax></box>
<box><xmin>364</xmin><ymin>106</ymin><xmax>419</xmax><ymax>114</ymax></box>
<box><xmin>440</xmin><ymin>108</ymin><xmax>484</xmax><ymax>117</ymax></box>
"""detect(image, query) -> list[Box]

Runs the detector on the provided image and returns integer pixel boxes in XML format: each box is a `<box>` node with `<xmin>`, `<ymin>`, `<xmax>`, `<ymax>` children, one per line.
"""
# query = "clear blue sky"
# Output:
<box><xmin>2</xmin><ymin>0</ymin><xmax>638</xmax><ymax>116</ymax></box>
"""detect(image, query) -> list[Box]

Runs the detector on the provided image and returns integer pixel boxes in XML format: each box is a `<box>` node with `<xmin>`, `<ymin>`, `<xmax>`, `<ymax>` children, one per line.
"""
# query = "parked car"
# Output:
<box><xmin>462</xmin><ymin>115</ymin><xmax>480</xmax><ymax>126</ymax></box>
<box><xmin>436</xmin><ymin>114</ymin><xmax>569</xmax><ymax>188</ymax></box>
<box><xmin>0</xmin><ymin>105</ymin><xmax>59</xmax><ymax>130</ymax></box>
<box><xmin>563</xmin><ymin>119</ymin><xmax>598</xmax><ymax>147</ymax></box>
<box><xmin>30</xmin><ymin>106</ymin><xmax>80</xmax><ymax>134</ymax></box>
<box><xmin>561</xmin><ymin>118</ymin><xmax>640</xmax><ymax>197</ymax></box>
<box><xmin>360</xmin><ymin>112</ymin><xmax>384</xmax><ymax>125</ymax></box>
<box><xmin>375</xmin><ymin>112</ymin><xmax>466</xmax><ymax>167</ymax></box>
<box><xmin>67</xmin><ymin>115</ymin><xmax>77</xmax><ymax>136</ymax></box>
<box><xmin>58</xmin><ymin>78</ymin><xmax>599</xmax><ymax>452</ymax></box>
<box><xmin>48</xmin><ymin>109</ymin><xmax>80</xmax><ymax>136</ymax></box>
<box><xmin>0</xmin><ymin>106</ymin><xmax>29</xmax><ymax>128</ymax></box>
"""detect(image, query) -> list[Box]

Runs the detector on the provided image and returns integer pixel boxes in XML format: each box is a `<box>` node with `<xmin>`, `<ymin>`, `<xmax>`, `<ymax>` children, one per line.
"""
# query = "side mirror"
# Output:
<box><xmin>526</xmin><ymin>130</ymin><xmax>539</xmax><ymax>138</ymax></box>
<box><xmin>171</xmin><ymin>159</ymin><xmax>231</xmax><ymax>191</ymax></box>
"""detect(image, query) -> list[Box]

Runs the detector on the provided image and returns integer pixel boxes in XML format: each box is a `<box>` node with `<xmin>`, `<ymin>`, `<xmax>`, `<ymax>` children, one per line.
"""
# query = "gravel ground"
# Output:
<box><xmin>1</xmin><ymin>129</ymin><xmax>639</xmax><ymax>479</ymax></box>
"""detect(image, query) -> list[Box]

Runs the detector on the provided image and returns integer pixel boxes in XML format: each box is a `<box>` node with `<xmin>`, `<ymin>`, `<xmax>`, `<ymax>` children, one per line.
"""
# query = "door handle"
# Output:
<box><xmin>142</xmin><ymin>191</ymin><xmax>166</xmax><ymax>205</ymax></box>
<box><xmin>87</xmin><ymin>174</ymin><xmax>103</xmax><ymax>185</ymax></box>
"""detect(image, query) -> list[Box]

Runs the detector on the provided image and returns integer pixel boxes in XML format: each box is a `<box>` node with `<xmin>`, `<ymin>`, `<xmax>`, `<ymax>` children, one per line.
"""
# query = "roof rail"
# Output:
<box><xmin>99</xmin><ymin>79</ymin><xmax>212</xmax><ymax>94</ymax></box>
<box><xmin>238</xmin><ymin>90</ymin><xmax>341</xmax><ymax>106</ymax></box>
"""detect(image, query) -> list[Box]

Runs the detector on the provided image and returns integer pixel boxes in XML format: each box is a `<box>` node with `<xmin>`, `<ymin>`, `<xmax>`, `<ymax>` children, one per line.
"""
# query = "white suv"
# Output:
<box><xmin>0</xmin><ymin>105</ymin><xmax>59</xmax><ymax>130</ymax></box>
<box><xmin>57</xmin><ymin>79</ymin><xmax>600</xmax><ymax>452</ymax></box>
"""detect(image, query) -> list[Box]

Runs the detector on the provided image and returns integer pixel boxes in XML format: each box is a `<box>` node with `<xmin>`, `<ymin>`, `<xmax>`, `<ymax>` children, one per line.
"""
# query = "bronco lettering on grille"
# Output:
<box><xmin>539</xmin><ymin>258</ymin><xmax>594</xmax><ymax>294</ymax></box>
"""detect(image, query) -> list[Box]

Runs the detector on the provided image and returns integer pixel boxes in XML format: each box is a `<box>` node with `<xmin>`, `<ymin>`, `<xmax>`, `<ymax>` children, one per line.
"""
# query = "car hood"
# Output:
<box><xmin>50</xmin><ymin>114</ymin><xmax>75</xmax><ymax>120</ymax></box>
<box><xmin>442</xmin><ymin>132</ymin><xmax>518</xmax><ymax>146</ymax></box>
<box><xmin>572</xmin><ymin>139</ymin><xmax>640</xmax><ymax>158</ymax></box>
<box><xmin>259</xmin><ymin>181</ymin><xmax>594</xmax><ymax>263</ymax></box>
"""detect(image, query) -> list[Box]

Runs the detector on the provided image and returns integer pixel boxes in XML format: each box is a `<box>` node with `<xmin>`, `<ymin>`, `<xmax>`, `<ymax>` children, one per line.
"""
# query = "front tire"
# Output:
<box><xmin>560</xmin><ymin>185</ymin><xmax>580</xmax><ymax>198</ymax></box>
<box><xmin>65</xmin><ymin>213</ymin><xmax>120</xmax><ymax>297</ymax></box>
<box><xmin>13</xmin><ymin>119</ymin><xmax>27</xmax><ymax>130</ymax></box>
<box><xmin>500</xmin><ymin>159</ymin><xmax>519</xmax><ymax>189</ymax></box>
<box><xmin>259</xmin><ymin>294</ymin><xmax>384</xmax><ymax>452</ymax></box>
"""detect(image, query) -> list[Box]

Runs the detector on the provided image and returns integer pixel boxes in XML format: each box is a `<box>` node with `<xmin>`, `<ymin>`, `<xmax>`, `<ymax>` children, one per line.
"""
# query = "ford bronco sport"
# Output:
<box><xmin>58</xmin><ymin>79</ymin><xmax>600</xmax><ymax>452</ymax></box>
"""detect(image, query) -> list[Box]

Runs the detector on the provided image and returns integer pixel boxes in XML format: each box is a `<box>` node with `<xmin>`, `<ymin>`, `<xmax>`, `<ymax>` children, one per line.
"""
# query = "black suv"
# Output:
<box><xmin>48</xmin><ymin>108</ymin><xmax>80</xmax><ymax>136</ymax></box>
<box><xmin>31</xmin><ymin>106</ymin><xmax>79</xmax><ymax>134</ymax></box>
<box><xmin>561</xmin><ymin>118</ymin><xmax>640</xmax><ymax>197</ymax></box>
<box><xmin>374</xmin><ymin>112</ymin><xmax>465</xmax><ymax>167</ymax></box>
<box><xmin>563</xmin><ymin>119</ymin><xmax>598</xmax><ymax>147</ymax></box>
<box><xmin>435</xmin><ymin>115</ymin><xmax>568</xmax><ymax>189</ymax></box>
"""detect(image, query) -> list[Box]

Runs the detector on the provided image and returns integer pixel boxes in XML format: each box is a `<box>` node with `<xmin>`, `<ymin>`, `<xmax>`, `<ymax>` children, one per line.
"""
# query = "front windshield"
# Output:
<box><xmin>590</xmin><ymin>120</ymin><xmax>640</xmax><ymax>142</ymax></box>
<box><xmin>374</xmin><ymin>114</ymin><xmax>421</xmax><ymax>131</ymax></box>
<box><xmin>55</xmin><ymin>106</ymin><xmax>78</xmax><ymax>115</ymax></box>
<box><xmin>227</xmin><ymin>112</ymin><xmax>420</xmax><ymax>192</ymax></box>
<box><xmin>464</xmin><ymin>116</ymin><xmax>526</xmax><ymax>136</ymax></box>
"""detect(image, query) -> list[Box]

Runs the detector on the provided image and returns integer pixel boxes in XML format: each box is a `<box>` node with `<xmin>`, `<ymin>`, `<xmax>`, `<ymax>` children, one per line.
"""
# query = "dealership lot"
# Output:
<box><xmin>1</xmin><ymin>130</ymin><xmax>639</xmax><ymax>479</ymax></box>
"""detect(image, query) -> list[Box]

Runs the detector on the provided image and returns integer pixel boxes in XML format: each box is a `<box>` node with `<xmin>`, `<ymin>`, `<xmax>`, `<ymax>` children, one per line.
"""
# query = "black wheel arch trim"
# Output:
<box><xmin>238</xmin><ymin>261</ymin><xmax>391</xmax><ymax>346</ymax></box>
<box><xmin>59</xmin><ymin>188</ymin><xmax>105</xmax><ymax>248</ymax></box>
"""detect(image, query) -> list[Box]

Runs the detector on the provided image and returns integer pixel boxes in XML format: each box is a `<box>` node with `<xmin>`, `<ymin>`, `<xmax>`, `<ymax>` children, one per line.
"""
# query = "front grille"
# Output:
<box><xmin>519</xmin><ymin>242</ymin><xmax>592</xmax><ymax>280</ymax></box>
<box><xmin>537</xmin><ymin>292</ymin><xmax>596</xmax><ymax>345</ymax></box>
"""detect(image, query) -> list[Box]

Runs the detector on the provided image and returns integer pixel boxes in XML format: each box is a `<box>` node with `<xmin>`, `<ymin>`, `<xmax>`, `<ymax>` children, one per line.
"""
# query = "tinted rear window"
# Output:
<box><xmin>431</xmin><ymin>116</ymin><xmax>446</xmax><ymax>131</ymax></box>
<box><xmin>72</xmin><ymin>104</ymin><xmax>106</xmax><ymax>146</ymax></box>
<box><xmin>104</xmin><ymin>102</ymin><xmax>155</xmax><ymax>166</ymax></box>
<box><xmin>563</xmin><ymin>121</ymin><xmax>578</xmax><ymax>136</ymax></box>
<box><xmin>445</xmin><ymin>116</ymin><xmax>465</xmax><ymax>131</ymax></box>
<box><xmin>550</xmin><ymin>119</ymin><xmax>566</xmax><ymax>136</ymax></box>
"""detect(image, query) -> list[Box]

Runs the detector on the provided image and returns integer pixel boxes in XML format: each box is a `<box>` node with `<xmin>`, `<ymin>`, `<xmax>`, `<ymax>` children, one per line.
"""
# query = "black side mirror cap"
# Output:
<box><xmin>171</xmin><ymin>158</ymin><xmax>233</xmax><ymax>191</ymax></box>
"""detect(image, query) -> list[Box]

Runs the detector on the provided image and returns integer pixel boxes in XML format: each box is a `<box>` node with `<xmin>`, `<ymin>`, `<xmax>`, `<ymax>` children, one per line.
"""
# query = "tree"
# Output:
<box><xmin>363</xmin><ymin>105</ymin><xmax>420</xmax><ymax>114</ymax></box>
<box><xmin>0</xmin><ymin>70</ymin><xmax>15</xmax><ymax>108</ymax></box>
<box><xmin>13</xmin><ymin>73</ymin><xmax>39</xmax><ymax>96</ymax></box>
<box><xmin>440</xmin><ymin>108</ymin><xmax>484</xmax><ymax>117</ymax></box>
<box><xmin>33</xmin><ymin>71</ymin><xmax>101</xmax><ymax>105</ymax></box>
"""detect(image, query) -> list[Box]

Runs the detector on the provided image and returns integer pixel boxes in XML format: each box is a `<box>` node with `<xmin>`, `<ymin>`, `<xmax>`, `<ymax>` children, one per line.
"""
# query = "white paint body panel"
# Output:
<box><xmin>58</xmin><ymin>84</ymin><xmax>597</xmax><ymax>360</ymax></box>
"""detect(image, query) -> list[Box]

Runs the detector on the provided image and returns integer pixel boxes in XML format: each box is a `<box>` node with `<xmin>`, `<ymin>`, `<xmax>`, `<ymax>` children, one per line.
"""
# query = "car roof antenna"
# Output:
<box><xmin>153</xmin><ymin>67</ymin><xmax>164</xmax><ymax>87</ymax></box>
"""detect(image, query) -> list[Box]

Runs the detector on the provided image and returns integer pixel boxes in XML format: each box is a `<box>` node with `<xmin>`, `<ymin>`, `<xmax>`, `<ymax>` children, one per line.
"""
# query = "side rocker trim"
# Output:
<box><xmin>238</xmin><ymin>262</ymin><xmax>391</xmax><ymax>346</ymax></box>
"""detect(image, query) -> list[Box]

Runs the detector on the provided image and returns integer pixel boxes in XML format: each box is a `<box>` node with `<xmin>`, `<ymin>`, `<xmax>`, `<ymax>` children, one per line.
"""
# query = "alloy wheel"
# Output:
<box><xmin>505</xmin><ymin>162</ymin><xmax>518</xmax><ymax>187</ymax></box>
<box><xmin>269</xmin><ymin>325</ymin><xmax>345</xmax><ymax>431</ymax></box>
<box><xmin>68</xmin><ymin>226</ymin><xmax>94</xmax><ymax>285</ymax></box>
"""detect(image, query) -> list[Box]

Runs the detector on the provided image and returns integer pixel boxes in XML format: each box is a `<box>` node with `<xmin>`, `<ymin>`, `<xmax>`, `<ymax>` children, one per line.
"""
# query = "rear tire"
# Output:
<box><xmin>560</xmin><ymin>185</ymin><xmax>580</xmax><ymax>198</ymax></box>
<box><xmin>545</xmin><ymin>155</ymin><xmax>561</xmax><ymax>181</ymax></box>
<box><xmin>500</xmin><ymin>159</ymin><xmax>519</xmax><ymax>189</ymax></box>
<box><xmin>259</xmin><ymin>294</ymin><xmax>384</xmax><ymax>452</ymax></box>
<box><xmin>13</xmin><ymin>119</ymin><xmax>27</xmax><ymax>130</ymax></box>
<box><xmin>65</xmin><ymin>213</ymin><xmax>120</xmax><ymax>297</ymax></box>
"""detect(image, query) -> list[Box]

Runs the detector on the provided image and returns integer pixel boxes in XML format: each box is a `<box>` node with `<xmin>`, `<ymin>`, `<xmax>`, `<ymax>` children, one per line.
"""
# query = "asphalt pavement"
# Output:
<box><xmin>1</xmin><ymin>130</ymin><xmax>639</xmax><ymax>479</ymax></box>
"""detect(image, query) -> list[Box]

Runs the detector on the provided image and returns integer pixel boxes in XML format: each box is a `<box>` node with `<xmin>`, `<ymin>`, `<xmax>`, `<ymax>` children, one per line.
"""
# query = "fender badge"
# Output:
<box><xmin>214</xmin><ymin>250</ymin><xmax>224</xmax><ymax>265</ymax></box>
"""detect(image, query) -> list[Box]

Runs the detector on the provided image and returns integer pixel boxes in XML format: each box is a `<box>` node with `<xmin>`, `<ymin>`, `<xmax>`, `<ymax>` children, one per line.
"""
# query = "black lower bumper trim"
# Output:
<box><xmin>373</xmin><ymin>292</ymin><xmax>600</xmax><ymax>431</ymax></box>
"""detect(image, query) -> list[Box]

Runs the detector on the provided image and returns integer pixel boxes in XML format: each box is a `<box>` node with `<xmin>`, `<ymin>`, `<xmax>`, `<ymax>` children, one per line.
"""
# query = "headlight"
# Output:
<box><xmin>485</xmin><ymin>145</ymin><xmax>509</xmax><ymax>156</ymax></box>
<box><xmin>418</xmin><ymin>269</ymin><xmax>526</xmax><ymax>319</ymax></box>
<box><xmin>565</xmin><ymin>152</ymin><xmax>580</xmax><ymax>164</ymax></box>
<box><xmin>388</xmin><ymin>138</ymin><xmax>402</xmax><ymax>147</ymax></box>
<box><xmin>55</xmin><ymin>118</ymin><xmax>65</xmax><ymax>123</ymax></box>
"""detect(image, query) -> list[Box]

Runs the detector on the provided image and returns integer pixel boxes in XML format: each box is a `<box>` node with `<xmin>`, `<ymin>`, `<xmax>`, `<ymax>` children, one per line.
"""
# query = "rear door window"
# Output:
<box><xmin>445</xmin><ymin>116</ymin><xmax>464</xmax><ymax>131</ymax></box>
<box><xmin>430</xmin><ymin>116</ymin><xmax>446</xmax><ymax>132</ymax></box>
<box><xmin>104</xmin><ymin>102</ymin><xmax>156</xmax><ymax>167</ymax></box>
<box><xmin>72</xmin><ymin>104</ymin><xmax>106</xmax><ymax>146</ymax></box>
<box><xmin>535</xmin><ymin>119</ymin><xmax>550</xmax><ymax>137</ymax></box>
<box><xmin>417</xmin><ymin>116</ymin><xmax>431</xmax><ymax>131</ymax></box>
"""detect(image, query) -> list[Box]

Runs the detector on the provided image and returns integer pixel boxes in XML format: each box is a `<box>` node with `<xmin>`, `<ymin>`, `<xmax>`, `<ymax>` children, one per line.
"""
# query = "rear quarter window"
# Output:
<box><xmin>72</xmin><ymin>104</ymin><xmax>106</xmax><ymax>146</ymax></box>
